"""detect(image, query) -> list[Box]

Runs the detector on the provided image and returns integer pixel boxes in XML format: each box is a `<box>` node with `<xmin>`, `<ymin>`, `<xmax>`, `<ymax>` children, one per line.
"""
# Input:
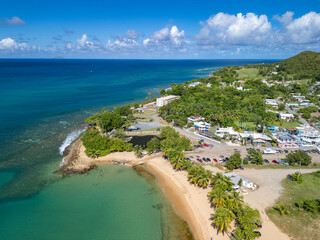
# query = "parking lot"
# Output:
<box><xmin>185</xmin><ymin>141</ymin><xmax>320</xmax><ymax>166</ymax></box>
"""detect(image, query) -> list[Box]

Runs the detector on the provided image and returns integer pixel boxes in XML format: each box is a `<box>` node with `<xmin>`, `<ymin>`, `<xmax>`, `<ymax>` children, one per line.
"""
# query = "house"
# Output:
<box><xmin>268</xmin><ymin>125</ymin><xmax>279</xmax><ymax>133</ymax></box>
<box><xmin>188</xmin><ymin>82</ymin><xmax>201</xmax><ymax>88</ymax></box>
<box><xmin>265</xmin><ymin>99</ymin><xmax>278</xmax><ymax>107</ymax></box>
<box><xmin>286</xmin><ymin>103</ymin><xmax>299</xmax><ymax>108</ymax></box>
<box><xmin>279</xmin><ymin>113</ymin><xmax>295</xmax><ymax>121</ymax></box>
<box><xmin>206</xmin><ymin>83</ymin><xmax>212</xmax><ymax>87</ymax></box>
<box><xmin>296</xmin><ymin>125</ymin><xmax>320</xmax><ymax>145</ymax></box>
<box><xmin>156</xmin><ymin>95</ymin><xmax>180</xmax><ymax>107</ymax></box>
<box><xmin>143</xmin><ymin>102</ymin><xmax>156</xmax><ymax>108</ymax></box>
<box><xmin>223</xmin><ymin>172</ymin><xmax>256</xmax><ymax>190</ymax></box>
<box><xmin>164</xmin><ymin>87</ymin><xmax>172</xmax><ymax>92</ymax></box>
<box><xmin>276</xmin><ymin>133</ymin><xmax>299</xmax><ymax>148</ymax></box>
<box><xmin>194</xmin><ymin>121</ymin><xmax>211</xmax><ymax>132</ymax></box>
<box><xmin>187</xmin><ymin>115</ymin><xmax>205</xmax><ymax>123</ymax></box>
<box><xmin>215</xmin><ymin>127</ymin><xmax>238</xmax><ymax>138</ymax></box>
<box><xmin>239</xmin><ymin>132</ymin><xmax>272</xmax><ymax>146</ymax></box>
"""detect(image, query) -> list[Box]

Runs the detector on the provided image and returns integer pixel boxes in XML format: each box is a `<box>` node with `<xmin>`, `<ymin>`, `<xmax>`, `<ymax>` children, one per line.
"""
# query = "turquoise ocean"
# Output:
<box><xmin>0</xmin><ymin>59</ymin><xmax>277</xmax><ymax>239</ymax></box>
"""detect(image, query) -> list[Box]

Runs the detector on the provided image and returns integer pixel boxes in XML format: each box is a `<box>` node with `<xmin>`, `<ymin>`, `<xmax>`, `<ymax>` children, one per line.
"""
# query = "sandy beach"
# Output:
<box><xmin>146</xmin><ymin>157</ymin><xmax>229</xmax><ymax>240</ymax></box>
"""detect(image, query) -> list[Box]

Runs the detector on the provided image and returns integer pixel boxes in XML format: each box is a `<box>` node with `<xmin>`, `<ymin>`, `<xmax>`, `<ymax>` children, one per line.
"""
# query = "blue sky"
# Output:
<box><xmin>0</xmin><ymin>0</ymin><xmax>319</xmax><ymax>58</ymax></box>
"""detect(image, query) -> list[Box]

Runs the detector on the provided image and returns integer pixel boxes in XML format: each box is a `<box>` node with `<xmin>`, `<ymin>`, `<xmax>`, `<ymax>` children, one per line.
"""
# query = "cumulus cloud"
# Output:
<box><xmin>77</xmin><ymin>34</ymin><xmax>94</xmax><ymax>49</ymax></box>
<box><xmin>5</xmin><ymin>16</ymin><xmax>26</xmax><ymax>25</ymax></box>
<box><xmin>125</xmin><ymin>30</ymin><xmax>138</xmax><ymax>39</ymax></box>
<box><xmin>275</xmin><ymin>11</ymin><xmax>320</xmax><ymax>44</ymax></box>
<box><xmin>0</xmin><ymin>37</ymin><xmax>32</xmax><ymax>51</ymax></box>
<box><xmin>197</xmin><ymin>12</ymin><xmax>271</xmax><ymax>46</ymax></box>
<box><xmin>143</xmin><ymin>25</ymin><xmax>189</xmax><ymax>52</ymax></box>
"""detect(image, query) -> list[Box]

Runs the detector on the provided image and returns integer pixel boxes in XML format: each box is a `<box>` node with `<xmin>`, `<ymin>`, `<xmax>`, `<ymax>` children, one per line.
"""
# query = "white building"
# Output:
<box><xmin>223</xmin><ymin>172</ymin><xmax>256</xmax><ymax>190</ymax></box>
<box><xmin>188</xmin><ymin>82</ymin><xmax>201</xmax><ymax>87</ymax></box>
<box><xmin>156</xmin><ymin>95</ymin><xmax>180</xmax><ymax>107</ymax></box>
<box><xmin>279</xmin><ymin>113</ymin><xmax>295</xmax><ymax>121</ymax></box>
<box><xmin>187</xmin><ymin>115</ymin><xmax>205</xmax><ymax>123</ymax></box>
<box><xmin>296</xmin><ymin>125</ymin><xmax>320</xmax><ymax>145</ymax></box>
<box><xmin>194</xmin><ymin>121</ymin><xmax>211</xmax><ymax>132</ymax></box>
<box><xmin>215</xmin><ymin>127</ymin><xmax>238</xmax><ymax>138</ymax></box>
<box><xmin>265</xmin><ymin>99</ymin><xmax>278</xmax><ymax>107</ymax></box>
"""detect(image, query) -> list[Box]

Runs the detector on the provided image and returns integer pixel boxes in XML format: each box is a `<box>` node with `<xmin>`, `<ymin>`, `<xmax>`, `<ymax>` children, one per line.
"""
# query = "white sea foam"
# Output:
<box><xmin>59</xmin><ymin>128</ymin><xmax>87</xmax><ymax>155</ymax></box>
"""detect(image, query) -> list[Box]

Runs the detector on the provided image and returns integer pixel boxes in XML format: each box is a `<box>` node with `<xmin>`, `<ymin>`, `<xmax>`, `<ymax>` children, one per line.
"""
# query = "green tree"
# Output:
<box><xmin>211</xmin><ymin>207</ymin><xmax>235</xmax><ymax>233</ymax></box>
<box><xmin>134</xmin><ymin>145</ymin><xmax>143</xmax><ymax>158</ymax></box>
<box><xmin>146</xmin><ymin>137</ymin><xmax>161</xmax><ymax>153</ymax></box>
<box><xmin>285</xmin><ymin>151</ymin><xmax>312</xmax><ymax>166</ymax></box>
<box><xmin>208</xmin><ymin>186</ymin><xmax>229</xmax><ymax>207</ymax></box>
<box><xmin>247</xmin><ymin>149</ymin><xmax>264</xmax><ymax>165</ymax></box>
<box><xmin>225</xmin><ymin>153</ymin><xmax>242</xmax><ymax>170</ymax></box>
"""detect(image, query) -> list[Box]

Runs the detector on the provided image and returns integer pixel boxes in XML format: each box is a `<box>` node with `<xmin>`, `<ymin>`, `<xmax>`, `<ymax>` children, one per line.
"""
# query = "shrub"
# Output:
<box><xmin>290</xmin><ymin>172</ymin><xmax>303</xmax><ymax>183</ymax></box>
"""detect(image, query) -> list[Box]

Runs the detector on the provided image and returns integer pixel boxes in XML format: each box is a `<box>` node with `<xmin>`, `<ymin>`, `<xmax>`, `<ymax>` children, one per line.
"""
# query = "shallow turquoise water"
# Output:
<box><xmin>0</xmin><ymin>165</ymin><xmax>188</xmax><ymax>240</ymax></box>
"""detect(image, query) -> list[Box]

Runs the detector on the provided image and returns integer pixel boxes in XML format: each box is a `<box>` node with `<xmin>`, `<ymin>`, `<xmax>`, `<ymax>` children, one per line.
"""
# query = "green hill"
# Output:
<box><xmin>278</xmin><ymin>51</ymin><xmax>320</xmax><ymax>75</ymax></box>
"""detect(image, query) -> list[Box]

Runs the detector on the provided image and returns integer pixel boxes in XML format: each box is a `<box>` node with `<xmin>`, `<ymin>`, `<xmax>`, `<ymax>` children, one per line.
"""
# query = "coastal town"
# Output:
<box><xmin>61</xmin><ymin>51</ymin><xmax>320</xmax><ymax>240</ymax></box>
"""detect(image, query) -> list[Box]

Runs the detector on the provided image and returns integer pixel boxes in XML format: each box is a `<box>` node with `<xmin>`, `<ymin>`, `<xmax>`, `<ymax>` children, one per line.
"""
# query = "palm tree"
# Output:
<box><xmin>229</xmin><ymin>191</ymin><xmax>244</xmax><ymax>210</ymax></box>
<box><xmin>274</xmin><ymin>204</ymin><xmax>290</xmax><ymax>215</ymax></box>
<box><xmin>170</xmin><ymin>152</ymin><xmax>185</xmax><ymax>170</ymax></box>
<box><xmin>211</xmin><ymin>173</ymin><xmax>233</xmax><ymax>189</ymax></box>
<box><xmin>197</xmin><ymin>170</ymin><xmax>212</xmax><ymax>188</ymax></box>
<box><xmin>188</xmin><ymin>166</ymin><xmax>203</xmax><ymax>185</ymax></box>
<box><xmin>182</xmin><ymin>160</ymin><xmax>193</xmax><ymax>170</ymax></box>
<box><xmin>86</xmin><ymin>149</ymin><xmax>100</xmax><ymax>159</ymax></box>
<box><xmin>208</xmin><ymin>186</ymin><xmax>228</xmax><ymax>207</ymax></box>
<box><xmin>211</xmin><ymin>207</ymin><xmax>235</xmax><ymax>234</ymax></box>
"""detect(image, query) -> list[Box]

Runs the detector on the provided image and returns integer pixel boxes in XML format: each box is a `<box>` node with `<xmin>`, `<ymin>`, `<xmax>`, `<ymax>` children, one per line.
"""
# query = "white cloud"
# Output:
<box><xmin>197</xmin><ymin>12</ymin><xmax>271</xmax><ymax>46</ymax></box>
<box><xmin>0</xmin><ymin>37</ymin><xmax>33</xmax><ymax>52</ymax></box>
<box><xmin>276</xmin><ymin>11</ymin><xmax>320</xmax><ymax>44</ymax></box>
<box><xmin>144</xmin><ymin>25</ymin><xmax>189</xmax><ymax>51</ymax></box>
<box><xmin>125</xmin><ymin>30</ymin><xmax>138</xmax><ymax>39</ymax></box>
<box><xmin>5</xmin><ymin>16</ymin><xmax>26</xmax><ymax>26</ymax></box>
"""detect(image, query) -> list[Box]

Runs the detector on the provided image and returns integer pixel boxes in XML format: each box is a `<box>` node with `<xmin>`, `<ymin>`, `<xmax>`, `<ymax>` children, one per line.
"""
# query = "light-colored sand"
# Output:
<box><xmin>147</xmin><ymin>157</ymin><xmax>229</xmax><ymax>240</ymax></box>
<box><xmin>233</xmin><ymin>168</ymin><xmax>320</xmax><ymax>240</ymax></box>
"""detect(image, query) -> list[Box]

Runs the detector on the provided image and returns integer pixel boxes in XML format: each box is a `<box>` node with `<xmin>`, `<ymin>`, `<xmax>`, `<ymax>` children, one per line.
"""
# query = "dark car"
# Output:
<box><xmin>256</xmin><ymin>223</ymin><xmax>262</xmax><ymax>228</ymax></box>
<box><xmin>240</xmin><ymin>165</ymin><xmax>244</xmax><ymax>170</ymax></box>
<box><xmin>284</xmin><ymin>150</ymin><xmax>288</xmax><ymax>153</ymax></box>
<box><xmin>264</xmin><ymin>159</ymin><xmax>270</xmax><ymax>164</ymax></box>
<box><xmin>197</xmin><ymin>158</ymin><xmax>203</xmax><ymax>163</ymax></box>
<box><xmin>206</xmin><ymin>158</ymin><xmax>211</xmax><ymax>162</ymax></box>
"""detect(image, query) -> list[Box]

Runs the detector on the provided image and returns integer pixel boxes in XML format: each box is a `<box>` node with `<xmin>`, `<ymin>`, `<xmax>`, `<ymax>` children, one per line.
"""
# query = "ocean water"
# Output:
<box><xmin>0</xmin><ymin>59</ymin><xmax>277</xmax><ymax>239</ymax></box>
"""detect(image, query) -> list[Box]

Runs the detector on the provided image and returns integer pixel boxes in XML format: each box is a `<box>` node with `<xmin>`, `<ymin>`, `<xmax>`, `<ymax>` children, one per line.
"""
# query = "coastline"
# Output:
<box><xmin>146</xmin><ymin>157</ymin><xmax>229</xmax><ymax>240</ymax></box>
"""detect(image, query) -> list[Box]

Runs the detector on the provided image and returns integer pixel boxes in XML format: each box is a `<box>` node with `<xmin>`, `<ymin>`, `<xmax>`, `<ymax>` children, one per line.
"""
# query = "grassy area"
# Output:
<box><xmin>236</xmin><ymin>68</ymin><xmax>261</xmax><ymax>79</ymax></box>
<box><xmin>244</xmin><ymin>163</ymin><xmax>320</xmax><ymax>169</ymax></box>
<box><xmin>266</xmin><ymin>172</ymin><xmax>320</xmax><ymax>240</ymax></box>
<box><xmin>234</xmin><ymin>121</ymin><xmax>256</xmax><ymax>130</ymax></box>
<box><xmin>273</xmin><ymin>121</ymin><xmax>302</xmax><ymax>128</ymax></box>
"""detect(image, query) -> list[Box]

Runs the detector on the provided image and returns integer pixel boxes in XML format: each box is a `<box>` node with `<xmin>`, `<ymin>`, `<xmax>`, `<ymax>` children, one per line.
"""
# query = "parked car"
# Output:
<box><xmin>240</xmin><ymin>165</ymin><xmax>244</xmax><ymax>170</ymax></box>
<box><xmin>284</xmin><ymin>150</ymin><xmax>289</xmax><ymax>153</ymax></box>
<box><xmin>272</xmin><ymin>159</ymin><xmax>280</xmax><ymax>164</ymax></box>
<box><xmin>213</xmin><ymin>158</ymin><xmax>218</xmax><ymax>163</ymax></box>
<box><xmin>203</xmin><ymin>143</ymin><xmax>209</xmax><ymax>147</ymax></box>
<box><xmin>206</xmin><ymin>158</ymin><xmax>211</xmax><ymax>162</ymax></box>
<box><xmin>264</xmin><ymin>159</ymin><xmax>270</xmax><ymax>164</ymax></box>
<box><xmin>208</xmin><ymin>144</ymin><xmax>214</xmax><ymax>147</ymax></box>
<box><xmin>197</xmin><ymin>158</ymin><xmax>203</xmax><ymax>163</ymax></box>
<box><xmin>186</xmin><ymin>158</ymin><xmax>190</xmax><ymax>161</ymax></box>
<box><xmin>256</xmin><ymin>223</ymin><xmax>262</xmax><ymax>228</ymax></box>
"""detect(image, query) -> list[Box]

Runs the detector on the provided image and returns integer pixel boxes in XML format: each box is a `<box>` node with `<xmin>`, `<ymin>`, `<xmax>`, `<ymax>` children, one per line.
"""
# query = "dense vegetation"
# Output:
<box><xmin>159</xmin><ymin>80</ymin><xmax>288</xmax><ymax>129</ymax></box>
<box><xmin>81</xmin><ymin>128</ymin><xmax>133</xmax><ymax>157</ymax></box>
<box><xmin>85</xmin><ymin>105</ymin><xmax>135</xmax><ymax>133</ymax></box>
